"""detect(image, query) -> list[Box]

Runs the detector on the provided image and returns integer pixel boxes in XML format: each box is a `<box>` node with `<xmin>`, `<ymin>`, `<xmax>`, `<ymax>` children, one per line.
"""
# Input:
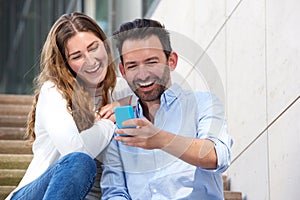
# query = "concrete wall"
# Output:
<box><xmin>151</xmin><ymin>0</ymin><xmax>300</xmax><ymax>199</ymax></box>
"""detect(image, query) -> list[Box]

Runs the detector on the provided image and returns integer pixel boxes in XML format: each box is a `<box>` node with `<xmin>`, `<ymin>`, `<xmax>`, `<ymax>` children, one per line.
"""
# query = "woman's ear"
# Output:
<box><xmin>168</xmin><ymin>51</ymin><xmax>178</xmax><ymax>71</ymax></box>
<box><xmin>119</xmin><ymin>62</ymin><xmax>126</xmax><ymax>77</ymax></box>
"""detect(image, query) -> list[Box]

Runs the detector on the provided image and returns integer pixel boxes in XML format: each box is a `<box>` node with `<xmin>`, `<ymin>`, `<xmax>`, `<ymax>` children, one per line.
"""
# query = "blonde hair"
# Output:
<box><xmin>26</xmin><ymin>12</ymin><xmax>116</xmax><ymax>143</ymax></box>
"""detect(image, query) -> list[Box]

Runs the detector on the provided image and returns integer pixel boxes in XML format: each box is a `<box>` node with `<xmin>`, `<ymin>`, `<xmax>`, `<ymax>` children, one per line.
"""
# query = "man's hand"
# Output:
<box><xmin>115</xmin><ymin>118</ymin><xmax>165</xmax><ymax>150</ymax></box>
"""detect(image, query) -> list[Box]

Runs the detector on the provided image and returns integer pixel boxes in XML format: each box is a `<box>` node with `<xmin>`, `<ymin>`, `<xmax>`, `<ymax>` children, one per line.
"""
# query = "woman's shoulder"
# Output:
<box><xmin>39</xmin><ymin>81</ymin><xmax>64</xmax><ymax>100</ymax></box>
<box><xmin>109</xmin><ymin>77</ymin><xmax>133</xmax><ymax>102</ymax></box>
<box><xmin>40</xmin><ymin>81</ymin><xmax>56</xmax><ymax>91</ymax></box>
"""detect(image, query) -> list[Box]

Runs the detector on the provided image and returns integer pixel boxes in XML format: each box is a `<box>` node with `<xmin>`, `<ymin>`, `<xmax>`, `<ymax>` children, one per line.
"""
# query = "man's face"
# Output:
<box><xmin>120</xmin><ymin>35</ymin><xmax>177</xmax><ymax>102</ymax></box>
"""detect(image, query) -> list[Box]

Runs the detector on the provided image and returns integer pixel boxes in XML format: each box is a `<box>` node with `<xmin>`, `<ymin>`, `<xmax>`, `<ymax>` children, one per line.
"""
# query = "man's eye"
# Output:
<box><xmin>146</xmin><ymin>61</ymin><xmax>157</xmax><ymax>66</ymax></box>
<box><xmin>127</xmin><ymin>65</ymin><xmax>136</xmax><ymax>69</ymax></box>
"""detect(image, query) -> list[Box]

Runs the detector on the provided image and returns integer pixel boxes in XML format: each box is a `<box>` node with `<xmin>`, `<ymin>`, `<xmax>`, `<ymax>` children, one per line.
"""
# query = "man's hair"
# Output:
<box><xmin>113</xmin><ymin>18</ymin><xmax>172</xmax><ymax>64</ymax></box>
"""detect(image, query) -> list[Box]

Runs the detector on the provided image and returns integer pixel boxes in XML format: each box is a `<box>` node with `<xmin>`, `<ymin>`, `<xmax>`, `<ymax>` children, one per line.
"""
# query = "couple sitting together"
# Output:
<box><xmin>7</xmin><ymin>12</ymin><xmax>232</xmax><ymax>200</ymax></box>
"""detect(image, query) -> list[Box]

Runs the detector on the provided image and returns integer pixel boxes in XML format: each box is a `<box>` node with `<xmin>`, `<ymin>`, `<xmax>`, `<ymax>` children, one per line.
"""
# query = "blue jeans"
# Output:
<box><xmin>11</xmin><ymin>152</ymin><xmax>97</xmax><ymax>200</ymax></box>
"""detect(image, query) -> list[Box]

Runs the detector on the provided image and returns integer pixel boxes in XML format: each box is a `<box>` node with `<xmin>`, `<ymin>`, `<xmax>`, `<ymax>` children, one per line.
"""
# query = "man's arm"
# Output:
<box><xmin>115</xmin><ymin>120</ymin><xmax>217</xmax><ymax>169</ymax></box>
<box><xmin>115</xmin><ymin>93</ymin><xmax>232</xmax><ymax>172</ymax></box>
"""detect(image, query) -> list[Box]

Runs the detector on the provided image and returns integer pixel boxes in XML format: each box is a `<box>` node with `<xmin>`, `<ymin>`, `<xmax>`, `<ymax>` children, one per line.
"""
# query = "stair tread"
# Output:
<box><xmin>224</xmin><ymin>190</ymin><xmax>242</xmax><ymax>200</ymax></box>
<box><xmin>0</xmin><ymin>186</ymin><xmax>15</xmax><ymax>200</ymax></box>
<box><xmin>0</xmin><ymin>169</ymin><xmax>25</xmax><ymax>186</ymax></box>
<box><xmin>0</xmin><ymin>94</ymin><xmax>33</xmax><ymax>105</ymax></box>
<box><xmin>0</xmin><ymin>140</ymin><xmax>32</xmax><ymax>154</ymax></box>
<box><xmin>0</xmin><ymin>115</ymin><xmax>27</xmax><ymax>127</ymax></box>
<box><xmin>0</xmin><ymin>154</ymin><xmax>33</xmax><ymax>169</ymax></box>
<box><xmin>0</xmin><ymin>127</ymin><xmax>27</xmax><ymax>140</ymax></box>
<box><xmin>0</xmin><ymin>105</ymin><xmax>31</xmax><ymax>116</ymax></box>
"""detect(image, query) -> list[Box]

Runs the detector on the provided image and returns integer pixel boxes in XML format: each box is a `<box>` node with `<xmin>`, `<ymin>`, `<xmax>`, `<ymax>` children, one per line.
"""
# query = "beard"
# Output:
<box><xmin>130</xmin><ymin>67</ymin><xmax>171</xmax><ymax>102</ymax></box>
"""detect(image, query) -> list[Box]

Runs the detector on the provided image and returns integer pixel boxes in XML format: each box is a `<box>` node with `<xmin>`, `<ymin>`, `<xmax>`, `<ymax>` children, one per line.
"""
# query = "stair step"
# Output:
<box><xmin>0</xmin><ymin>127</ymin><xmax>27</xmax><ymax>140</ymax></box>
<box><xmin>0</xmin><ymin>140</ymin><xmax>32</xmax><ymax>154</ymax></box>
<box><xmin>0</xmin><ymin>186</ymin><xmax>15</xmax><ymax>200</ymax></box>
<box><xmin>0</xmin><ymin>115</ymin><xmax>27</xmax><ymax>127</ymax></box>
<box><xmin>224</xmin><ymin>191</ymin><xmax>242</xmax><ymax>200</ymax></box>
<box><xmin>0</xmin><ymin>105</ymin><xmax>31</xmax><ymax>116</ymax></box>
<box><xmin>0</xmin><ymin>169</ymin><xmax>25</xmax><ymax>186</ymax></box>
<box><xmin>0</xmin><ymin>94</ymin><xmax>33</xmax><ymax>105</ymax></box>
<box><xmin>223</xmin><ymin>175</ymin><xmax>228</xmax><ymax>190</ymax></box>
<box><xmin>0</xmin><ymin>154</ymin><xmax>33</xmax><ymax>169</ymax></box>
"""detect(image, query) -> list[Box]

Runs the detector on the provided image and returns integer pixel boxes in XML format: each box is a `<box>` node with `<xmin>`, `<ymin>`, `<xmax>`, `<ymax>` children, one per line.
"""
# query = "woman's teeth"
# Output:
<box><xmin>85</xmin><ymin>65</ymin><xmax>100</xmax><ymax>73</ymax></box>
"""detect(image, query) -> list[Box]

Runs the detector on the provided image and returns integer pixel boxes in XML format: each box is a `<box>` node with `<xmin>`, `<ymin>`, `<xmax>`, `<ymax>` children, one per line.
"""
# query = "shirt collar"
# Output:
<box><xmin>161</xmin><ymin>83</ymin><xmax>182</xmax><ymax>107</ymax></box>
<box><xmin>136</xmin><ymin>83</ymin><xmax>183</xmax><ymax>115</ymax></box>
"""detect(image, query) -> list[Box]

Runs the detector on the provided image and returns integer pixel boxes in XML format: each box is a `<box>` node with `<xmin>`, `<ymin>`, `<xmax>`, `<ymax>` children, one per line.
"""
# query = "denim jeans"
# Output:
<box><xmin>11</xmin><ymin>152</ymin><xmax>97</xmax><ymax>200</ymax></box>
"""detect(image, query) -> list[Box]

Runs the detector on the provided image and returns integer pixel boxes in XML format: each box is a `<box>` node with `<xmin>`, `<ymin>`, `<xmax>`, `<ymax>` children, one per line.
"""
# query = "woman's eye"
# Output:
<box><xmin>89</xmin><ymin>44</ymin><xmax>99</xmax><ymax>52</ymax></box>
<box><xmin>71</xmin><ymin>55</ymin><xmax>82</xmax><ymax>60</ymax></box>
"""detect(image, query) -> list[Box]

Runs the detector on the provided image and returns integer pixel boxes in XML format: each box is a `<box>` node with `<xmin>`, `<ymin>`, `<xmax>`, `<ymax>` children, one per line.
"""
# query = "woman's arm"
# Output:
<box><xmin>37</xmin><ymin>82</ymin><xmax>114</xmax><ymax>158</ymax></box>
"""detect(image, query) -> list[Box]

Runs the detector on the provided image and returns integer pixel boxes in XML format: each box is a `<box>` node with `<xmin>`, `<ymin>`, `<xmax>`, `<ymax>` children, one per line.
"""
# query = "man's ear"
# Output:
<box><xmin>168</xmin><ymin>51</ymin><xmax>178</xmax><ymax>71</ymax></box>
<box><xmin>119</xmin><ymin>62</ymin><xmax>126</xmax><ymax>77</ymax></box>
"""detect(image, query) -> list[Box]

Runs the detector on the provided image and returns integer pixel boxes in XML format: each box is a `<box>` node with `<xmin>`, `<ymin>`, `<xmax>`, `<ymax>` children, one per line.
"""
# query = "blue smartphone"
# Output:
<box><xmin>114</xmin><ymin>105</ymin><xmax>136</xmax><ymax>130</ymax></box>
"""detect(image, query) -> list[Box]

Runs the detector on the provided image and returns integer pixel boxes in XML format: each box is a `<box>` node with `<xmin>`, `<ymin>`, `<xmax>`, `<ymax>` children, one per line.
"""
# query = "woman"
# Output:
<box><xmin>6</xmin><ymin>12</ymin><xmax>132</xmax><ymax>200</ymax></box>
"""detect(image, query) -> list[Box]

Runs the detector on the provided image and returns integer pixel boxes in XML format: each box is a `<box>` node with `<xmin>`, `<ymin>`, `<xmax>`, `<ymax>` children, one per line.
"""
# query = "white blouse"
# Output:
<box><xmin>6</xmin><ymin>77</ymin><xmax>133</xmax><ymax>200</ymax></box>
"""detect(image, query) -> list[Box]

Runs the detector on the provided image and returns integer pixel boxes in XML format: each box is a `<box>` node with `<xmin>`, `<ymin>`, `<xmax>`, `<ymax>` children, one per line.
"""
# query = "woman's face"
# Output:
<box><xmin>66</xmin><ymin>31</ymin><xmax>109</xmax><ymax>87</ymax></box>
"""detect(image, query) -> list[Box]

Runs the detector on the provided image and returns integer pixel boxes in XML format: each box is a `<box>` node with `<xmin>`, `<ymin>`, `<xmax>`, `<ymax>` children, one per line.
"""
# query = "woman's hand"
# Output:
<box><xmin>99</xmin><ymin>101</ymin><xmax>120</xmax><ymax>122</ymax></box>
<box><xmin>94</xmin><ymin>111</ymin><xmax>101</xmax><ymax>123</ymax></box>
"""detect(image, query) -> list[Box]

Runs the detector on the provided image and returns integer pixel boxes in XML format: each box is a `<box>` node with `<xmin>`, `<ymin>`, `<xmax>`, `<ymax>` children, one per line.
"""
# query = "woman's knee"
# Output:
<box><xmin>62</xmin><ymin>152</ymin><xmax>96</xmax><ymax>174</ymax></box>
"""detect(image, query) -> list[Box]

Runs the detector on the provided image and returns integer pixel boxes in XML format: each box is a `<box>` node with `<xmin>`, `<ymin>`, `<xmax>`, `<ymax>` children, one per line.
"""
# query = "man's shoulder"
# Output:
<box><xmin>181</xmin><ymin>88</ymin><xmax>214</xmax><ymax>100</ymax></box>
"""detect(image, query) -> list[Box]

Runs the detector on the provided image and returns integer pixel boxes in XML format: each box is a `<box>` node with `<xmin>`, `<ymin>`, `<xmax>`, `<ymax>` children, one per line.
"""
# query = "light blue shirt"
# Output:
<box><xmin>100</xmin><ymin>83</ymin><xmax>233</xmax><ymax>200</ymax></box>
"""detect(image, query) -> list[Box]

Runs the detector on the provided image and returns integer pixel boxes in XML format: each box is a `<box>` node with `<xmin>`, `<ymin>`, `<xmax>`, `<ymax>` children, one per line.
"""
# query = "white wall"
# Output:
<box><xmin>151</xmin><ymin>0</ymin><xmax>300</xmax><ymax>199</ymax></box>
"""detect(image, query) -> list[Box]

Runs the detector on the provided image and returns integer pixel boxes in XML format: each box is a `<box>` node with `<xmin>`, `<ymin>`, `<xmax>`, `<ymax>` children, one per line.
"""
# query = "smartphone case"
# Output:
<box><xmin>114</xmin><ymin>105</ymin><xmax>135</xmax><ymax>129</ymax></box>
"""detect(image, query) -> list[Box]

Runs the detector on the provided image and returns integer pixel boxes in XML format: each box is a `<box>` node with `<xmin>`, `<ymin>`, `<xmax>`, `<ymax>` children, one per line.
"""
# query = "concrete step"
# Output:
<box><xmin>223</xmin><ymin>174</ymin><xmax>228</xmax><ymax>190</ymax></box>
<box><xmin>0</xmin><ymin>154</ymin><xmax>32</xmax><ymax>169</ymax></box>
<box><xmin>0</xmin><ymin>94</ymin><xmax>33</xmax><ymax>105</ymax></box>
<box><xmin>0</xmin><ymin>169</ymin><xmax>25</xmax><ymax>186</ymax></box>
<box><xmin>0</xmin><ymin>140</ymin><xmax>32</xmax><ymax>154</ymax></box>
<box><xmin>0</xmin><ymin>186</ymin><xmax>15</xmax><ymax>200</ymax></box>
<box><xmin>0</xmin><ymin>127</ymin><xmax>27</xmax><ymax>140</ymax></box>
<box><xmin>0</xmin><ymin>115</ymin><xmax>27</xmax><ymax>128</ymax></box>
<box><xmin>0</xmin><ymin>104</ymin><xmax>31</xmax><ymax>116</ymax></box>
<box><xmin>224</xmin><ymin>191</ymin><xmax>242</xmax><ymax>200</ymax></box>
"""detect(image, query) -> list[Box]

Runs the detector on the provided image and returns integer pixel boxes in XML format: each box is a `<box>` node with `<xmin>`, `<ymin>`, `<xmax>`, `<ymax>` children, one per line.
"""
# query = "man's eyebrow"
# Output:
<box><xmin>68</xmin><ymin>41</ymin><xmax>99</xmax><ymax>57</ymax></box>
<box><xmin>145</xmin><ymin>56</ymin><xmax>159</xmax><ymax>62</ymax></box>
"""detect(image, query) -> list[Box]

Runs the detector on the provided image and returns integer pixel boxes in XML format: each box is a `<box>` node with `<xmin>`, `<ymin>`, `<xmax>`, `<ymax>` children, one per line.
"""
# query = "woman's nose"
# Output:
<box><xmin>85</xmin><ymin>53</ymin><xmax>96</xmax><ymax>66</ymax></box>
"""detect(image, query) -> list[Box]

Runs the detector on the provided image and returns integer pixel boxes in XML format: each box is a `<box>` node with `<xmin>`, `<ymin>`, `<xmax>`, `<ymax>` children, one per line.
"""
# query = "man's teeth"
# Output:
<box><xmin>86</xmin><ymin>65</ymin><xmax>100</xmax><ymax>73</ymax></box>
<box><xmin>138</xmin><ymin>81</ymin><xmax>153</xmax><ymax>87</ymax></box>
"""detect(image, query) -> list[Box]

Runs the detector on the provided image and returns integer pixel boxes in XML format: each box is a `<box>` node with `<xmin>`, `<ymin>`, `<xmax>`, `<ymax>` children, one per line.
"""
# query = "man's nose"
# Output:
<box><xmin>136</xmin><ymin>65</ymin><xmax>150</xmax><ymax>80</ymax></box>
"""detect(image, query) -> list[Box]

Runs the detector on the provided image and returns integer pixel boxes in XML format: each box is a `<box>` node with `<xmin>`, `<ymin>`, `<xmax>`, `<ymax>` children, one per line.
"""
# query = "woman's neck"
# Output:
<box><xmin>86</xmin><ymin>84</ymin><xmax>103</xmax><ymax>97</ymax></box>
<box><xmin>86</xmin><ymin>84</ymin><xmax>103</xmax><ymax>110</ymax></box>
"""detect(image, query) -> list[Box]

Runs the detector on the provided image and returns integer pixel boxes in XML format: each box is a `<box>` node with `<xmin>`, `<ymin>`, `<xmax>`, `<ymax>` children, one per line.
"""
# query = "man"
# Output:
<box><xmin>100</xmin><ymin>19</ymin><xmax>233</xmax><ymax>200</ymax></box>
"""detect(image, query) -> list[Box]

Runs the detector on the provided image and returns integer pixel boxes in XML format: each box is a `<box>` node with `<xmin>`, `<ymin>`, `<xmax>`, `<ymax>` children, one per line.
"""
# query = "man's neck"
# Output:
<box><xmin>140</xmin><ymin>100</ymin><xmax>161</xmax><ymax>123</ymax></box>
